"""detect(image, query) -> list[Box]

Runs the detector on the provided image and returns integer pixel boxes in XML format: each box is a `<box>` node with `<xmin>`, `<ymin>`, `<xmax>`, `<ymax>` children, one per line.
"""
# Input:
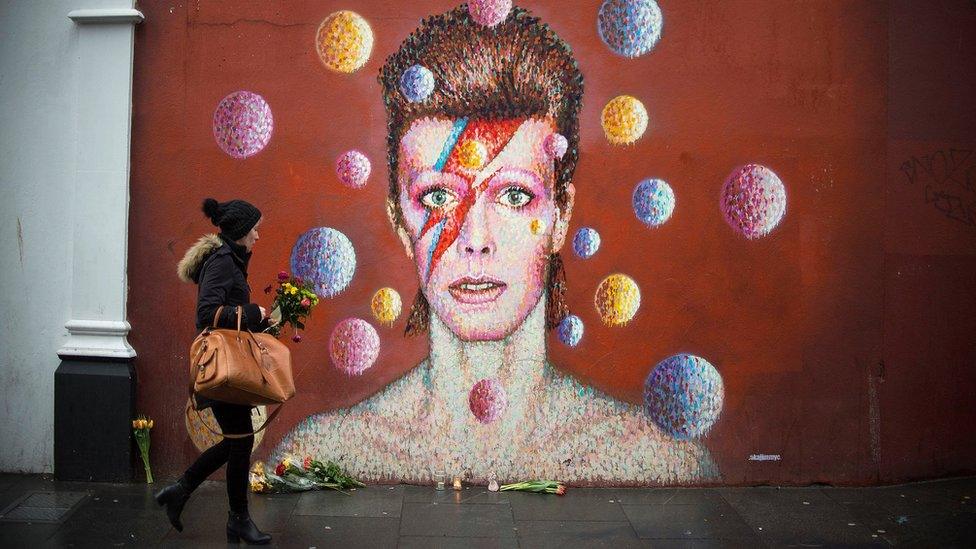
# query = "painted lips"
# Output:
<box><xmin>448</xmin><ymin>276</ymin><xmax>507</xmax><ymax>305</ymax></box>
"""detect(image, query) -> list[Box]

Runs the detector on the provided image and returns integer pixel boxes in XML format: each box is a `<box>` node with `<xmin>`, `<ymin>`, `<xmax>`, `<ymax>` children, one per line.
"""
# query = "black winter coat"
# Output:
<box><xmin>178</xmin><ymin>233</ymin><xmax>267</xmax><ymax>409</ymax></box>
<box><xmin>194</xmin><ymin>236</ymin><xmax>265</xmax><ymax>332</ymax></box>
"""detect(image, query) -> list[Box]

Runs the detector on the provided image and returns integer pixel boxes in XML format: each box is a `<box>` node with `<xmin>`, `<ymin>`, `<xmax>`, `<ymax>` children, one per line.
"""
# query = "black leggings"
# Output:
<box><xmin>182</xmin><ymin>401</ymin><xmax>254</xmax><ymax>514</ymax></box>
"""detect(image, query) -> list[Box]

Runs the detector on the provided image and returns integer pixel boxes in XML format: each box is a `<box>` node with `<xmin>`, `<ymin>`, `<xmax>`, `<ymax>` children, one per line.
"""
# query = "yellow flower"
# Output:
<box><xmin>147</xmin><ymin>419</ymin><xmax>154</xmax><ymax>429</ymax></box>
<box><xmin>132</xmin><ymin>420</ymin><xmax>138</xmax><ymax>429</ymax></box>
<box><xmin>289</xmin><ymin>287</ymin><xmax>298</xmax><ymax>295</ymax></box>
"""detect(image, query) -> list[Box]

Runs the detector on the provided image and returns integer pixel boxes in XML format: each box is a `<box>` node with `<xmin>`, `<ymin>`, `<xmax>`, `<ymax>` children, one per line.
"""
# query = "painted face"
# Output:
<box><xmin>397</xmin><ymin>117</ymin><xmax>569</xmax><ymax>341</ymax></box>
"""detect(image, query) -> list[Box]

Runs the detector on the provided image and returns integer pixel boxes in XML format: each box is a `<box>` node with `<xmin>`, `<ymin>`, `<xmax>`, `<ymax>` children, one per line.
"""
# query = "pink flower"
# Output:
<box><xmin>292</xmin><ymin>334</ymin><xmax>303</xmax><ymax>343</ymax></box>
<box><xmin>277</xmin><ymin>271</ymin><xmax>290</xmax><ymax>282</ymax></box>
<box><xmin>300</xmin><ymin>298</ymin><xmax>311</xmax><ymax>308</ymax></box>
<box><xmin>274</xmin><ymin>463</ymin><xmax>285</xmax><ymax>476</ymax></box>
<box><xmin>303</xmin><ymin>456</ymin><xmax>312</xmax><ymax>470</ymax></box>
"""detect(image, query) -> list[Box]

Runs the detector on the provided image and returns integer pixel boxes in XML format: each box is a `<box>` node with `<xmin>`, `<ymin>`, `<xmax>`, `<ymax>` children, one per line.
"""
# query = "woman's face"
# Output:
<box><xmin>394</xmin><ymin>117</ymin><xmax>574</xmax><ymax>341</ymax></box>
<box><xmin>238</xmin><ymin>217</ymin><xmax>261</xmax><ymax>252</ymax></box>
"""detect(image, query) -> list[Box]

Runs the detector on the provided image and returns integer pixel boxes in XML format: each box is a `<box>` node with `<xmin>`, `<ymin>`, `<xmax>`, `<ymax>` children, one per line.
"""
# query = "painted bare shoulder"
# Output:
<box><xmin>537</xmin><ymin>365</ymin><xmax>720</xmax><ymax>484</ymax></box>
<box><xmin>267</xmin><ymin>362</ymin><xmax>433</xmax><ymax>480</ymax></box>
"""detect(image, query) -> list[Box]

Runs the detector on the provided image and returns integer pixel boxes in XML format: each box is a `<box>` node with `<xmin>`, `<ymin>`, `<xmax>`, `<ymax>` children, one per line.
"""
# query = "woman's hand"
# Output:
<box><xmin>260</xmin><ymin>305</ymin><xmax>280</xmax><ymax>326</ymax></box>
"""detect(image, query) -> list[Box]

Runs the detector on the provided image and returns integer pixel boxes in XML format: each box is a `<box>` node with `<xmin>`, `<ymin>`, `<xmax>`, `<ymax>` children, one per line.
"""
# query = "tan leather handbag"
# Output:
<box><xmin>187</xmin><ymin>306</ymin><xmax>295</xmax><ymax>437</ymax></box>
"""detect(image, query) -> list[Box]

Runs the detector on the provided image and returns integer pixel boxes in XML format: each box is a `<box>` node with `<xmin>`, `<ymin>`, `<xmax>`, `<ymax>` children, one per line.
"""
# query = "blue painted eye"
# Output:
<box><xmin>499</xmin><ymin>187</ymin><xmax>533</xmax><ymax>208</ymax></box>
<box><xmin>420</xmin><ymin>188</ymin><xmax>457</xmax><ymax>209</ymax></box>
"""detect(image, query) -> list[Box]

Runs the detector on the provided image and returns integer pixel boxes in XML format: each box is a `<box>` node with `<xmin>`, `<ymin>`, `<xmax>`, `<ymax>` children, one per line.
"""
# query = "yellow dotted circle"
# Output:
<box><xmin>595</xmin><ymin>273</ymin><xmax>641</xmax><ymax>326</ymax></box>
<box><xmin>315</xmin><ymin>11</ymin><xmax>374</xmax><ymax>73</ymax></box>
<box><xmin>457</xmin><ymin>140</ymin><xmax>488</xmax><ymax>170</ymax></box>
<box><xmin>370</xmin><ymin>287</ymin><xmax>402</xmax><ymax>325</ymax></box>
<box><xmin>530</xmin><ymin>219</ymin><xmax>545</xmax><ymax>235</ymax></box>
<box><xmin>601</xmin><ymin>95</ymin><xmax>648</xmax><ymax>145</ymax></box>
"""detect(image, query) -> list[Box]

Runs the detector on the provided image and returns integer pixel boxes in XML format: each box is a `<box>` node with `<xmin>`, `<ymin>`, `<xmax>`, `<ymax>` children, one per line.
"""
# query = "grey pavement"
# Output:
<box><xmin>0</xmin><ymin>473</ymin><xmax>974</xmax><ymax>547</ymax></box>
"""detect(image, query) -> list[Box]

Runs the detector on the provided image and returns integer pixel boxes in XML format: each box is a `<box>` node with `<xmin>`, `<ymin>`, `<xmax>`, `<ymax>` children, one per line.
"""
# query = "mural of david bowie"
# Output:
<box><xmin>271</xmin><ymin>5</ymin><xmax>721</xmax><ymax>484</ymax></box>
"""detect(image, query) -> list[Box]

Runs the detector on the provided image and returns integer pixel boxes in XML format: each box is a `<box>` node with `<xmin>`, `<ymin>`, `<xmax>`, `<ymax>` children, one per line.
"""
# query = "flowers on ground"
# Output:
<box><xmin>265</xmin><ymin>271</ymin><xmax>320</xmax><ymax>341</ymax></box>
<box><xmin>132</xmin><ymin>415</ymin><xmax>154</xmax><ymax>484</ymax></box>
<box><xmin>250</xmin><ymin>456</ymin><xmax>365</xmax><ymax>494</ymax></box>
<box><xmin>499</xmin><ymin>480</ymin><xmax>566</xmax><ymax>495</ymax></box>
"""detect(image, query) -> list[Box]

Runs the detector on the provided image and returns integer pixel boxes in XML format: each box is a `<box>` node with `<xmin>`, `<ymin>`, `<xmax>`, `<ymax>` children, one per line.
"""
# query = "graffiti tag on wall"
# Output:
<box><xmin>900</xmin><ymin>149</ymin><xmax>976</xmax><ymax>228</ymax></box>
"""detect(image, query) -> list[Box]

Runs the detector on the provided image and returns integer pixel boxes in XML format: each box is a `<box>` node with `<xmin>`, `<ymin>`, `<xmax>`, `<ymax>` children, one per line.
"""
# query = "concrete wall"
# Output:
<box><xmin>0</xmin><ymin>0</ymin><xmax>80</xmax><ymax>473</ymax></box>
<box><xmin>0</xmin><ymin>0</ymin><xmax>137</xmax><ymax>473</ymax></box>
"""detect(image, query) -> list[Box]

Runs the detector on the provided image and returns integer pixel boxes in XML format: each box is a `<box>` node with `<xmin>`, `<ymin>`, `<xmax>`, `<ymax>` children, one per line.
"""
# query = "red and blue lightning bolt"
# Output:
<box><xmin>418</xmin><ymin>118</ymin><xmax>525</xmax><ymax>281</ymax></box>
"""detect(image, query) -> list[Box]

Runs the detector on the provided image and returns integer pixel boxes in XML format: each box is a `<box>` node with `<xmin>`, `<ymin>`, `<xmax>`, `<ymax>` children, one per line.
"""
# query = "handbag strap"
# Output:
<box><xmin>211</xmin><ymin>305</ymin><xmax>244</xmax><ymax>330</ymax></box>
<box><xmin>186</xmin><ymin>399</ymin><xmax>284</xmax><ymax>439</ymax></box>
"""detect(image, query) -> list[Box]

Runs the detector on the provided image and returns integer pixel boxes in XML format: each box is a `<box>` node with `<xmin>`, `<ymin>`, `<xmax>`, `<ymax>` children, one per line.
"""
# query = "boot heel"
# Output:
<box><xmin>226</xmin><ymin>528</ymin><xmax>240</xmax><ymax>543</ymax></box>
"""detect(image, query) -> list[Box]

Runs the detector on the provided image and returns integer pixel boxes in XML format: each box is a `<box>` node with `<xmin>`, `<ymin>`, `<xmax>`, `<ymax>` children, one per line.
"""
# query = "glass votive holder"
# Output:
<box><xmin>433</xmin><ymin>471</ymin><xmax>446</xmax><ymax>491</ymax></box>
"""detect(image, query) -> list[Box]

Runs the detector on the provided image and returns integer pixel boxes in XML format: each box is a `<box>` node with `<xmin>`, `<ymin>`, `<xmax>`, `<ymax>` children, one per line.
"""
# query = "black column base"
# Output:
<box><xmin>54</xmin><ymin>358</ymin><xmax>136</xmax><ymax>482</ymax></box>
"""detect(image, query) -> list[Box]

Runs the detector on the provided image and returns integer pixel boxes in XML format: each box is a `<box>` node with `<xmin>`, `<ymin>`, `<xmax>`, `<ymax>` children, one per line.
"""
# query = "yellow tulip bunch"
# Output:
<box><xmin>132</xmin><ymin>414</ymin><xmax>154</xmax><ymax>483</ymax></box>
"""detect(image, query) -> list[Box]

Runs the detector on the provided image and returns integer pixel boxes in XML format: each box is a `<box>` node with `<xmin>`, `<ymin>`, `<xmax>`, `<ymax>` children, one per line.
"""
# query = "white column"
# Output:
<box><xmin>57</xmin><ymin>4</ymin><xmax>143</xmax><ymax>359</ymax></box>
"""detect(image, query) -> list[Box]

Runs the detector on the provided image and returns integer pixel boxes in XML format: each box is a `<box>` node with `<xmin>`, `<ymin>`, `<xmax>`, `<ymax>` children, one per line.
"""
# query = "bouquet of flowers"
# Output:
<box><xmin>250</xmin><ymin>456</ymin><xmax>365</xmax><ymax>494</ymax></box>
<box><xmin>499</xmin><ymin>480</ymin><xmax>566</xmax><ymax>495</ymax></box>
<box><xmin>131</xmin><ymin>415</ymin><xmax>154</xmax><ymax>484</ymax></box>
<box><xmin>264</xmin><ymin>271</ymin><xmax>319</xmax><ymax>342</ymax></box>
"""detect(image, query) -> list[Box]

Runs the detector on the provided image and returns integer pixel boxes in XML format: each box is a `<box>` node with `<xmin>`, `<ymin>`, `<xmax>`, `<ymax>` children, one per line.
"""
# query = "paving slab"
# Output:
<box><xmin>508</xmin><ymin>489</ymin><xmax>629</xmax><ymax>522</ymax></box>
<box><xmin>516</xmin><ymin>519</ymin><xmax>644</xmax><ymax>548</ymax></box>
<box><xmin>400</xmin><ymin>501</ymin><xmax>517</xmax><ymax>538</ymax></box>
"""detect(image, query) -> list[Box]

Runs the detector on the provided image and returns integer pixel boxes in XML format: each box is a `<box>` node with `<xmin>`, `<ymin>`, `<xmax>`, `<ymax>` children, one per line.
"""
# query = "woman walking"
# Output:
<box><xmin>155</xmin><ymin>197</ymin><xmax>273</xmax><ymax>545</ymax></box>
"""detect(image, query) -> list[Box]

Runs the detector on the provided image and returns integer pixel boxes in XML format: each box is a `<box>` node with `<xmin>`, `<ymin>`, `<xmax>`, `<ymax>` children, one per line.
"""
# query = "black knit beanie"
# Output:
<box><xmin>201</xmin><ymin>198</ymin><xmax>261</xmax><ymax>241</ymax></box>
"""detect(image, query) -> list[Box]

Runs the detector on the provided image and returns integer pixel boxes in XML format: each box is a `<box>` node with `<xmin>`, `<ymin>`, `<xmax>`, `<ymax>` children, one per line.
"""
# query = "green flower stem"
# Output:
<box><xmin>134</xmin><ymin>429</ymin><xmax>153</xmax><ymax>484</ymax></box>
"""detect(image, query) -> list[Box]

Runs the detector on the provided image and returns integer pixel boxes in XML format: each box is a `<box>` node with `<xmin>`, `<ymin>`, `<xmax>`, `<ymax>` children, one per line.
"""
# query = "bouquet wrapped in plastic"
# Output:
<box><xmin>250</xmin><ymin>456</ymin><xmax>365</xmax><ymax>494</ymax></box>
<box><xmin>132</xmin><ymin>416</ymin><xmax>154</xmax><ymax>484</ymax></box>
<box><xmin>264</xmin><ymin>271</ymin><xmax>319</xmax><ymax>342</ymax></box>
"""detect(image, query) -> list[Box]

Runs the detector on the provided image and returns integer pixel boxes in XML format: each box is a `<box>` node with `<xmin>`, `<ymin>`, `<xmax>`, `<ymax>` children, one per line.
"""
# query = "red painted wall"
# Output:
<box><xmin>128</xmin><ymin>0</ymin><xmax>976</xmax><ymax>485</ymax></box>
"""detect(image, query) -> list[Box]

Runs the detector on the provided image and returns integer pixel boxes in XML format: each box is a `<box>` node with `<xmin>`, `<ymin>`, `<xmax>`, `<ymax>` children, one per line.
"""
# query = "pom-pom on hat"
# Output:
<box><xmin>202</xmin><ymin>198</ymin><xmax>262</xmax><ymax>241</ymax></box>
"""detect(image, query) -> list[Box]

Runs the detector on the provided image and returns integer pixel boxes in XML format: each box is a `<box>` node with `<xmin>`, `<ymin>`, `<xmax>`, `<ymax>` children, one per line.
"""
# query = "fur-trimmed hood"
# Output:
<box><xmin>177</xmin><ymin>234</ymin><xmax>223</xmax><ymax>283</ymax></box>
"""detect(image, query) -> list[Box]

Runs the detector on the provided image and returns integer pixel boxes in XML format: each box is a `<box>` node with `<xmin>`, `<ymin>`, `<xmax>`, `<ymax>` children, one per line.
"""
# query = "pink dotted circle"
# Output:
<box><xmin>469</xmin><ymin>0</ymin><xmax>512</xmax><ymax>27</ymax></box>
<box><xmin>336</xmin><ymin>150</ymin><xmax>371</xmax><ymax>188</ymax></box>
<box><xmin>721</xmin><ymin>164</ymin><xmax>787</xmax><ymax>239</ymax></box>
<box><xmin>329</xmin><ymin>318</ymin><xmax>380</xmax><ymax>376</ymax></box>
<box><xmin>468</xmin><ymin>378</ymin><xmax>507</xmax><ymax>423</ymax></box>
<box><xmin>212</xmin><ymin>91</ymin><xmax>273</xmax><ymax>159</ymax></box>
<box><xmin>544</xmin><ymin>133</ymin><xmax>568</xmax><ymax>160</ymax></box>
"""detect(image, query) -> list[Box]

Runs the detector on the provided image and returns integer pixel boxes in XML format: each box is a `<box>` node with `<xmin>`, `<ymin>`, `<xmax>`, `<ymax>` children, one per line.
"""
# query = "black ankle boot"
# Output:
<box><xmin>154</xmin><ymin>480</ymin><xmax>190</xmax><ymax>532</ymax></box>
<box><xmin>226</xmin><ymin>511</ymin><xmax>271</xmax><ymax>545</ymax></box>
